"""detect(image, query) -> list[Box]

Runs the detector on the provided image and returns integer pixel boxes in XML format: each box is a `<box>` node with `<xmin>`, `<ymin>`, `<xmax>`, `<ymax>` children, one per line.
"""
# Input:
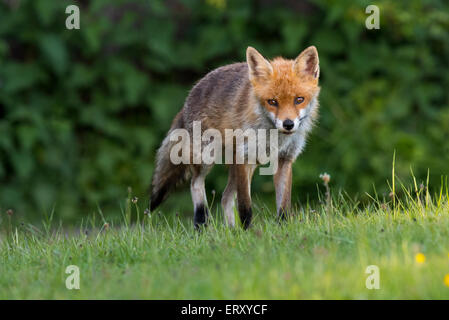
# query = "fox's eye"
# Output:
<box><xmin>267</xmin><ymin>99</ymin><xmax>278</xmax><ymax>107</ymax></box>
<box><xmin>294</xmin><ymin>97</ymin><xmax>305</xmax><ymax>105</ymax></box>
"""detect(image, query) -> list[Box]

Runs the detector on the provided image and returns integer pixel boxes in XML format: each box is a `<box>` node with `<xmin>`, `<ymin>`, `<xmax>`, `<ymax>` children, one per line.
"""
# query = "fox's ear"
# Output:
<box><xmin>294</xmin><ymin>46</ymin><xmax>319</xmax><ymax>79</ymax></box>
<box><xmin>246</xmin><ymin>46</ymin><xmax>273</xmax><ymax>82</ymax></box>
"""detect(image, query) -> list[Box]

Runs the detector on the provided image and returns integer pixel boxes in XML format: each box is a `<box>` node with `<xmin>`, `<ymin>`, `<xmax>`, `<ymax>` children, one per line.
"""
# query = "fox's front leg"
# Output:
<box><xmin>234</xmin><ymin>164</ymin><xmax>255</xmax><ymax>229</ymax></box>
<box><xmin>274</xmin><ymin>158</ymin><xmax>292</xmax><ymax>220</ymax></box>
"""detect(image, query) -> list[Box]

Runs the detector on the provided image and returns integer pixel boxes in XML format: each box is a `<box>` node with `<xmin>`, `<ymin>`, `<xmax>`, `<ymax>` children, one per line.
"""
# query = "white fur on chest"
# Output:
<box><xmin>277</xmin><ymin>130</ymin><xmax>306</xmax><ymax>160</ymax></box>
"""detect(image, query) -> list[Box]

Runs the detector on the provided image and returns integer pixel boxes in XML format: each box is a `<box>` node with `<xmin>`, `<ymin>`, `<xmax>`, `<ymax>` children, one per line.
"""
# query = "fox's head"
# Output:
<box><xmin>246</xmin><ymin>46</ymin><xmax>320</xmax><ymax>134</ymax></box>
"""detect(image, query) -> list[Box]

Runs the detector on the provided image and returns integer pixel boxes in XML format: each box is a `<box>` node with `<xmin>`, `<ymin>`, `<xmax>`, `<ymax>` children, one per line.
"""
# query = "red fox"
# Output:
<box><xmin>150</xmin><ymin>46</ymin><xmax>320</xmax><ymax>229</ymax></box>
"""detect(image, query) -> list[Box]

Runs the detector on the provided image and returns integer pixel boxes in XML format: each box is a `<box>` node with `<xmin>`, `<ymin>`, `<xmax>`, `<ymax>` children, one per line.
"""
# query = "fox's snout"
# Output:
<box><xmin>274</xmin><ymin>108</ymin><xmax>308</xmax><ymax>134</ymax></box>
<box><xmin>275</xmin><ymin>116</ymin><xmax>298</xmax><ymax>133</ymax></box>
<box><xmin>283</xmin><ymin>119</ymin><xmax>294</xmax><ymax>131</ymax></box>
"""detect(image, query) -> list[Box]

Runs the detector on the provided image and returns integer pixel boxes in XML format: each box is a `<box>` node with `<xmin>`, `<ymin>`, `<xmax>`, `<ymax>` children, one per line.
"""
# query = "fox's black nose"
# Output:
<box><xmin>283</xmin><ymin>119</ymin><xmax>294</xmax><ymax>131</ymax></box>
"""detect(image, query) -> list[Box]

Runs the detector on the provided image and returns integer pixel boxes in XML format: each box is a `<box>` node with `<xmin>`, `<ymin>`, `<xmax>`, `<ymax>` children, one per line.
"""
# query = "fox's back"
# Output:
<box><xmin>182</xmin><ymin>62</ymin><xmax>262</xmax><ymax>132</ymax></box>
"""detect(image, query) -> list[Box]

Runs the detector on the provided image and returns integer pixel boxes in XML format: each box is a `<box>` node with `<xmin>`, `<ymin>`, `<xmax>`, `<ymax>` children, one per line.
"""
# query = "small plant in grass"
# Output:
<box><xmin>319</xmin><ymin>172</ymin><xmax>332</xmax><ymax>211</ymax></box>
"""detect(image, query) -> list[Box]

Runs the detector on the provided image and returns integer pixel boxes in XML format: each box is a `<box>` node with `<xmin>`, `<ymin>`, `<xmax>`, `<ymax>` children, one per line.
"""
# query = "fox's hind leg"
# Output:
<box><xmin>221</xmin><ymin>167</ymin><xmax>237</xmax><ymax>227</ymax></box>
<box><xmin>190</xmin><ymin>165</ymin><xmax>212</xmax><ymax>229</ymax></box>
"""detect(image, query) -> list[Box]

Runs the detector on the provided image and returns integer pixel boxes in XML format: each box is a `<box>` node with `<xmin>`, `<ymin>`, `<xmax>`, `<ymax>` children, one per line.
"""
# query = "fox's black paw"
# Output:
<box><xmin>194</xmin><ymin>204</ymin><xmax>209</xmax><ymax>230</ymax></box>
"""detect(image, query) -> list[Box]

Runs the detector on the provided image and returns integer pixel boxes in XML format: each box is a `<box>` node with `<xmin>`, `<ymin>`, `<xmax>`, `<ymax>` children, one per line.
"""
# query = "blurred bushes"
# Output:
<box><xmin>0</xmin><ymin>0</ymin><xmax>448</xmax><ymax>220</ymax></box>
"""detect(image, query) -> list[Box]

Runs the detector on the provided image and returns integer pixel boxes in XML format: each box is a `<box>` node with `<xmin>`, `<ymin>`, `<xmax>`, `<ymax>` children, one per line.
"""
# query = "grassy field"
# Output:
<box><xmin>1</xmin><ymin>182</ymin><xmax>449</xmax><ymax>299</ymax></box>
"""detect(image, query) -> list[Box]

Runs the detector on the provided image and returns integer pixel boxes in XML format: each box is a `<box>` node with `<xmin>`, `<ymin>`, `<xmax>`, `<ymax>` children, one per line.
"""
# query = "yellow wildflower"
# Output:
<box><xmin>444</xmin><ymin>274</ymin><xmax>449</xmax><ymax>287</ymax></box>
<box><xmin>415</xmin><ymin>253</ymin><xmax>426</xmax><ymax>264</ymax></box>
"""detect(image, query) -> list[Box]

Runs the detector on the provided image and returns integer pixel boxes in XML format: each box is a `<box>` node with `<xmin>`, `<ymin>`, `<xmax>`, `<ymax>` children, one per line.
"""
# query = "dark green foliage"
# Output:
<box><xmin>0</xmin><ymin>0</ymin><xmax>448</xmax><ymax>220</ymax></box>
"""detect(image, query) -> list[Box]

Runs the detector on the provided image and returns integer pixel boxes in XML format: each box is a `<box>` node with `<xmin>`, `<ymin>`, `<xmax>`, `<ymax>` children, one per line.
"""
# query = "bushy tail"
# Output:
<box><xmin>150</xmin><ymin>113</ymin><xmax>190</xmax><ymax>211</ymax></box>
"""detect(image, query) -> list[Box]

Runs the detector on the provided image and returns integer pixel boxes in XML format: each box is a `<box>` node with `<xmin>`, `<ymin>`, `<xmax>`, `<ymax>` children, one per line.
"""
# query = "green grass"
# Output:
<box><xmin>1</xmin><ymin>182</ymin><xmax>449</xmax><ymax>299</ymax></box>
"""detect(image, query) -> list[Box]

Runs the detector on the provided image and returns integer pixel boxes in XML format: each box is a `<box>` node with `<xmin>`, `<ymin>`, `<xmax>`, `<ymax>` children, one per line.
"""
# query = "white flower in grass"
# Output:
<box><xmin>319</xmin><ymin>173</ymin><xmax>331</xmax><ymax>184</ymax></box>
